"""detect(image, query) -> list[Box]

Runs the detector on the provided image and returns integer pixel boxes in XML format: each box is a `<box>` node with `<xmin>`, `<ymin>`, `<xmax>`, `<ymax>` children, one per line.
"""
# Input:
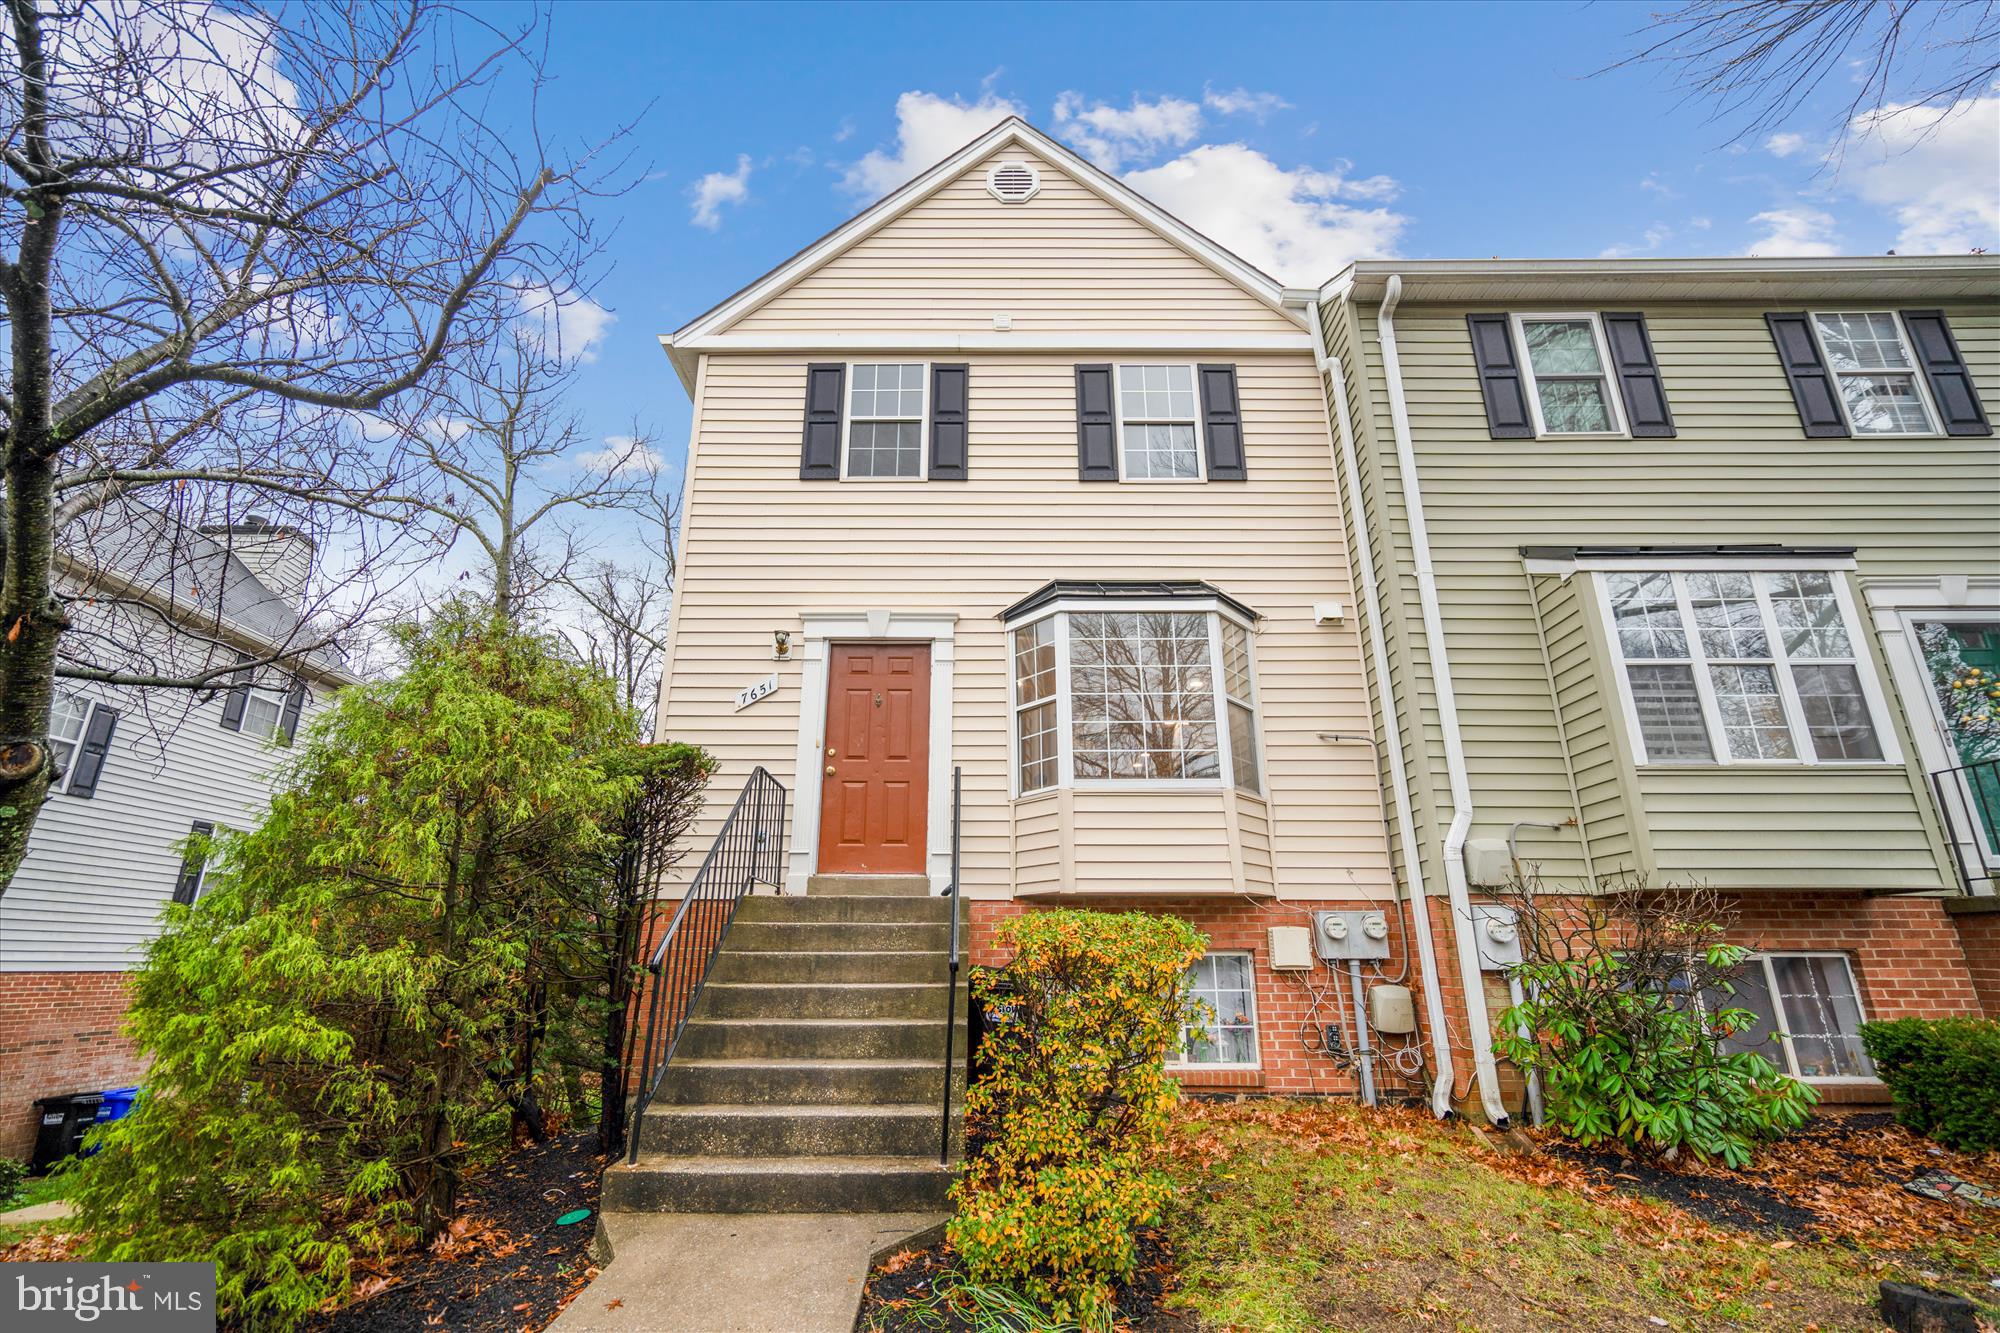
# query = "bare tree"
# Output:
<box><xmin>0</xmin><ymin>1</ymin><xmax>623</xmax><ymax>893</ymax></box>
<box><xmin>562</xmin><ymin>485</ymin><xmax>677</xmax><ymax>728</ymax></box>
<box><xmin>1613</xmin><ymin>1</ymin><xmax>2000</xmax><ymax>154</ymax></box>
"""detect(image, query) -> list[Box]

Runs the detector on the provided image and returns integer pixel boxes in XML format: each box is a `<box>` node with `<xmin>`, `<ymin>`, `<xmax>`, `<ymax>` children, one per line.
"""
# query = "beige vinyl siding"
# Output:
<box><xmin>1010</xmin><ymin>793</ymin><xmax>1062</xmax><ymax>895</ymax></box>
<box><xmin>656</xmin><ymin>353</ymin><xmax>1392</xmax><ymax>902</ymax></box>
<box><xmin>729</xmin><ymin>147</ymin><xmax>1301</xmax><ymax>338</ymax></box>
<box><xmin>1328</xmin><ymin>295</ymin><xmax>1997</xmax><ymax>895</ymax></box>
<box><xmin>1525</xmin><ymin>571</ymin><xmax>1631</xmax><ymax>879</ymax></box>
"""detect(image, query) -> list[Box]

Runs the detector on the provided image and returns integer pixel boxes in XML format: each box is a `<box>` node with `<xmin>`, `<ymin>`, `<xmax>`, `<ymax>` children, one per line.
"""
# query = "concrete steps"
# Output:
<box><xmin>606</xmin><ymin>880</ymin><xmax>966</xmax><ymax>1215</ymax></box>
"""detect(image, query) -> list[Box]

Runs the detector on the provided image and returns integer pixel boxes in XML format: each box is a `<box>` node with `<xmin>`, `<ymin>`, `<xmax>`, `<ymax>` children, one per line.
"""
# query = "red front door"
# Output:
<box><xmin>817</xmin><ymin>643</ymin><xmax>930</xmax><ymax>875</ymax></box>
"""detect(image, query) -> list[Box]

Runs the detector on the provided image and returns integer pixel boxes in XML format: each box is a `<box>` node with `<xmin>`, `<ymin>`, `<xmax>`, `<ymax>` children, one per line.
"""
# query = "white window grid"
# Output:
<box><xmin>237</xmin><ymin>686</ymin><xmax>290</xmax><ymax>741</ymax></box>
<box><xmin>1509</xmin><ymin>311</ymin><xmax>1628</xmax><ymax>438</ymax></box>
<box><xmin>1112</xmin><ymin>363</ymin><xmax>1205</xmax><ymax>482</ymax></box>
<box><xmin>1807</xmin><ymin>311</ymin><xmax>1940</xmax><ymax>438</ymax></box>
<box><xmin>841</xmin><ymin>361</ymin><xmax>928</xmax><ymax>481</ymax></box>
<box><xmin>1170</xmin><ymin>950</ymin><xmax>1261</xmax><ymax>1070</ymax></box>
<box><xmin>1595</xmin><ymin>566</ymin><xmax>1901</xmax><ymax>768</ymax></box>
<box><xmin>1704</xmin><ymin>951</ymin><xmax>1877</xmax><ymax>1084</ymax></box>
<box><xmin>47</xmin><ymin>690</ymin><xmax>97</xmax><ymax>794</ymax></box>
<box><xmin>1007</xmin><ymin>600</ymin><xmax>1262</xmax><ymax>797</ymax></box>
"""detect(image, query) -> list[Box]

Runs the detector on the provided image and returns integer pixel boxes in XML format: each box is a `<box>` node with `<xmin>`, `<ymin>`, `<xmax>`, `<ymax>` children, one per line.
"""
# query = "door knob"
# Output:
<box><xmin>825</xmin><ymin>765</ymin><xmax>835</xmax><ymax>775</ymax></box>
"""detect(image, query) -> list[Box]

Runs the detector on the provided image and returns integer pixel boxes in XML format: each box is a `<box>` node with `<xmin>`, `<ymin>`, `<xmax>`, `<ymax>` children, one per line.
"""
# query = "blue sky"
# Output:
<box><xmin>489</xmin><ymin>0</ymin><xmax>1997</xmax><ymax>562</ymax></box>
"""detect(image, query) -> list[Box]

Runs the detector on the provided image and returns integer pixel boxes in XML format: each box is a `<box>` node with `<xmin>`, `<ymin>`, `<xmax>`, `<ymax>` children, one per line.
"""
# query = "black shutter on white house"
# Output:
<box><xmin>1465</xmin><ymin>314</ymin><xmax>1535</xmax><ymax>439</ymax></box>
<box><xmin>66</xmin><ymin>705</ymin><xmax>119</xmax><ymax>799</ymax></box>
<box><xmin>278</xmin><ymin>680</ymin><xmax>308</xmax><ymax>744</ymax></box>
<box><xmin>1075</xmin><ymin>364</ymin><xmax>1118</xmax><ymax>480</ymax></box>
<box><xmin>1900</xmin><ymin>310</ymin><xmax>1993</xmax><ymax>437</ymax></box>
<box><xmin>799</xmin><ymin>363</ymin><xmax>845</xmax><ymax>480</ymax></box>
<box><xmin>1599</xmin><ymin>313</ymin><xmax>1676</xmax><ymax>438</ymax></box>
<box><xmin>1197</xmin><ymin>364</ymin><xmax>1247</xmax><ymax>480</ymax></box>
<box><xmin>1764</xmin><ymin>313</ymin><xmax>1850</xmax><ymax>438</ymax></box>
<box><xmin>172</xmin><ymin>820</ymin><xmax>215</xmax><ymax>906</ymax></box>
<box><xmin>928</xmin><ymin>363</ymin><xmax>970</xmax><ymax>480</ymax></box>
<box><xmin>219</xmin><ymin>652</ymin><xmax>253</xmax><ymax>731</ymax></box>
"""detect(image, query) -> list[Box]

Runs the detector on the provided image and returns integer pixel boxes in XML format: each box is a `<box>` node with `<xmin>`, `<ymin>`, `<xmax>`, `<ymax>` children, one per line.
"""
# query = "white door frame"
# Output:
<box><xmin>1865</xmin><ymin>575</ymin><xmax>2000</xmax><ymax>894</ymax></box>
<box><xmin>788</xmin><ymin>611</ymin><xmax>957</xmax><ymax>895</ymax></box>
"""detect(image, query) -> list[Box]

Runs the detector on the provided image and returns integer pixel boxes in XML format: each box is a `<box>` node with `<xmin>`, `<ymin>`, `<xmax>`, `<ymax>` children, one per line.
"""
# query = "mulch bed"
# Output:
<box><xmin>856</xmin><ymin>1227</ymin><xmax>1198</xmax><ymax>1332</ymax></box>
<box><xmin>310</xmin><ymin>1132</ymin><xmax>603</xmax><ymax>1333</ymax></box>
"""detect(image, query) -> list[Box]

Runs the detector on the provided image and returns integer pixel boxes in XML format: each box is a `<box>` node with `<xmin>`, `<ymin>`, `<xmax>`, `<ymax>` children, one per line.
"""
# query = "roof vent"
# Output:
<box><xmin>985</xmin><ymin>160</ymin><xmax>1040</xmax><ymax>204</ymax></box>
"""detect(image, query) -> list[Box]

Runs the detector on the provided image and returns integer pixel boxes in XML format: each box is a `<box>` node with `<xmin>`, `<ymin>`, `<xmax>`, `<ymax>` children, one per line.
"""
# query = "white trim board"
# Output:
<box><xmin>787</xmin><ymin>611</ymin><xmax>958</xmax><ymax>896</ymax></box>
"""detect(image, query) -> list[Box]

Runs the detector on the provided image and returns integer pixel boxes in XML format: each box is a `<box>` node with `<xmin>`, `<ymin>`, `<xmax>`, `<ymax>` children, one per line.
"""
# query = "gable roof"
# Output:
<box><xmin>660</xmin><ymin>117</ymin><xmax>1311</xmax><ymax>391</ymax></box>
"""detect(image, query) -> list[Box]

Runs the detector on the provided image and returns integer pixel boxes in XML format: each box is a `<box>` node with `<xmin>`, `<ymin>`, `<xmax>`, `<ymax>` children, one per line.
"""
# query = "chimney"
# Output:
<box><xmin>202</xmin><ymin>514</ymin><xmax>314</xmax><ymax>606</ymax></box>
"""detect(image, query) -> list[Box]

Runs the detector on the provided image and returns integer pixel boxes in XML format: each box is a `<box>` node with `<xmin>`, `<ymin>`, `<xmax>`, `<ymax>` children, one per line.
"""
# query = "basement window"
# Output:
<box><xmin>1698</xmin><ymin>952</ymin><xmax>1875</xmax><ymax>1081</ymax></box>
<box><xmin>1174</xmin><ymin>951</ymin><xmax>1259</xmax><ymax>1068</ymax></box>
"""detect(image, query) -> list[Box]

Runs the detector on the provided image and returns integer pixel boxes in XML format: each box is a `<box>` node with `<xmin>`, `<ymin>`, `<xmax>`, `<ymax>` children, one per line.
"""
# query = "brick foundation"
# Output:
<box><xmin>0</xmin><ymin>972</ymin><xmax>148</xmax><ymax>1163</ymax></box>
<box><xmin>1943</xmin><ymin>897</ymin><xmax>2000</xmax><ymax>1017</ymax></box>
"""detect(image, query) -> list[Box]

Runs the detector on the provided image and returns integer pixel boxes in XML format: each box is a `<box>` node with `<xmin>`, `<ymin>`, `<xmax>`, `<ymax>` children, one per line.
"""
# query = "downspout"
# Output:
<box><xmin>1307</xmin><ymin>299</ymin><xmax>1458</xmax><ymax>1119</ymax></box>
<box><xmin>1375</xmin><ymin>275</ymin><xmax>1511</xmax><ymax>1126</ymax></box>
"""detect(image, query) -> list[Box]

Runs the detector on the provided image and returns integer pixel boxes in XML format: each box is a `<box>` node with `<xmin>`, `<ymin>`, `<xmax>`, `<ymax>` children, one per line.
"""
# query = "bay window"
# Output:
<box><xmin>1008</xmin><ymin>591</ymin><xmax>1262</xmax><ymax>796</ymax></box>
<box><xmin>1600</xmin><ymin>567</ymin><xmax>1894</xmax><ymax>766</ymax></box>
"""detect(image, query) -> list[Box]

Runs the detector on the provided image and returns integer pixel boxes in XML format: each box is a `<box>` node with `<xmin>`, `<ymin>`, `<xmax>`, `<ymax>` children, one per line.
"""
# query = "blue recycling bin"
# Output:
<box><xmin>82</xmin><ymin>1085</ymin><xmax>141</xmax><ymax>1155</ymax></box>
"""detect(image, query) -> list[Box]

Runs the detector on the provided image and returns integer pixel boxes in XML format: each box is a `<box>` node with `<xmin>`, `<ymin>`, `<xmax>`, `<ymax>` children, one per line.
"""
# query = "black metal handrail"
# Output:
<box><xmin>1930</xmin><ymin>755</ymin><xmax>2000</xmax><ymax>893</ymax></box>
<box><xmin>625</xmin><ymin>766</ymin><xmax>786</xmax><ymax>1163</ymax></box>
<box><xmin>939</xmin><ymin>765</ymin><xmax>962</xmax><ymax>1165</ymax></box>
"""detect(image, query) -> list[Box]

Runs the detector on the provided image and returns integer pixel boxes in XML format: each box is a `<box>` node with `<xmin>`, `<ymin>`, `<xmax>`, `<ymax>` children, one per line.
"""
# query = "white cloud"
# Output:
<box><xmin>1841</xmin><ymin>93</ymin><xmax>2000</xmax><ymax>253</ymax></box>
<box><xmin>1742</xmin><ymin>206</ymin><xmax>1841</xmax><ymax>257</ymax></box>
<box><xmin>1599</xmin><ymin>223</ymin><xmax>1674</xmax><ymax>259</ymax></box>
<box><xmin>514</xmin><ymin>283</ymin><xmax>614</xmax><ymax>363</ymax></box>
<box><xmin>689</xmin><ymin>155</ymin><xmax>752</xmax><ymax>230</ymax></box>
<box><xmin>839</xmin><ymin>90</ymin><xmax>1023</xmax><ymax>199</ymax></box>
<box><xmin>578</xmin><ymin>435</ymin><xmax>665</xmax><ymax>477</ymax></box>
<box><xmin>1203</xmin><ymin>86</ymin><xmax>1290</xmax><ymax>119</ymax></box>
<box><xmin>1052</xmin><ymin>92</ymin><xmax>1203</xmax><ymax>170</ymax></box>
<box><xmin>1639</xmin><ymin>172</ymin><xmax>1678</xmax><ymax>198</ymax></box>
<box><xmin>1764</xmin><ymin>132</ymin><xmax>1809</xmax><ymax>158</ymax></box>
<box><xmin>1122</xmin><ymin>144</ymin><xmax>1407</xmax><ymax>285</ymax></box>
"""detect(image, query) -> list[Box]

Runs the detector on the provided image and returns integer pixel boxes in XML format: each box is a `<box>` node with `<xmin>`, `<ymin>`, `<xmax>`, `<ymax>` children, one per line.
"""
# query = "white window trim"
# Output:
<box><xmin>1168</xmin><ymin>949</ymin><xmax>1262</xmax><ymax>1071</ymax></box>
<box><xmin>1510</xmin><ymin>311</ymin><xmax>1628</xmax><ymax>439</ymax></box>
<box><xmin>1721</xmin><ymin>951</ymin><xmax>1877</xmax><ymax>1085</ymax></box>
<box><xmin>1007</xmin><ymin>597</ymin><xmax>1261</xmax><ymax>798</ymax></box>
<box><xmin>1221</xmin><ymin>621</ymin><xmax>1268</xmax><ymax>798</ymax></box>
<box><xmin>1805</xmin><ymin>310</ymin><xmax>1941</xmax><ymax>439</ymax></box>
<box><xmin>1112</xmin><ymin>362</ymin><xmax>1206</xmax><ymax>483</ymax></box>
<box><xmin>236</xmin><ymin>684</ymin><xmax>291</xmax><ymax>741</ymax></box>
<box><xmin>839</xmin><ymin>360</ymin><xmax>928</xmax><ymax>482</ymax></box>
<box><xmin>1593</xmin><ymin>566</ymin><xmax>1903</xmax><ymax>769</ymax></box>
<box><xmin>47</xmin><ymin>690</ymin><xmax>99</xmax><ymax>795</ymax></box>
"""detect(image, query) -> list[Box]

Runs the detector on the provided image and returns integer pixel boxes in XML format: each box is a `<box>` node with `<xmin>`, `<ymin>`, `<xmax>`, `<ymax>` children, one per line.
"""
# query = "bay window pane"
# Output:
<box><xmin>1013</xmin><ymin>621</ymin><xmax>1055</xmax><ymax>704</ymax></box>
<box><xmin>1228</xmin><ymin>701</ymin><xmax>1260</xmax><ymax>794</ymax></box>
<box><xmin>1069</xmin><ymin>611</ymin><xmax>1219</xmax><ymax>781</ymax></box>
<box><xmin>1791</xmin><ymin>664</ymin><xmax>1883</xmax><ymax>761</ymax></box>
<box><xmin>1687</xmin><ymin>573</ymin><xmax>1768</xmax><ymax>657</ymax></box>
<box><xmin>1017</xmin><ymin>702</ymin><xmax>1058</xmax><ymax>793</ymax></box>
<box><xmin>1771</xmin><ymin>955</ymin><xmax>1874</xmax><ymax>1078</ymax></box>
<box><xmin>1626</xmin><ymin>663</ymin><xmax>1713</xmax><ymax>762</ymax></box>
<box><xmin>1607</xmin><ymin>573</ymin><xmax>1687</xmax><ymax>659</ymax></box>
<box><xmin>1763</xmin><ymin>572</ymin><xmax>1852</xmax><ymax>658</ymax></box>
<box><xmin>1708</xmin><ymin>664</ymin><xmax>1796</xmax><ymax>760</ymax></box>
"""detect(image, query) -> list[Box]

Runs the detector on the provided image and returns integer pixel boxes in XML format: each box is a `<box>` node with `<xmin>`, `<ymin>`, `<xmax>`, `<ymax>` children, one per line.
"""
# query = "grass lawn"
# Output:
<box><xmin>0</xmin><ymin>1167</ymin><xmax>76</xmax><ymax>1248</ymax></box>
<box><xmin>1160</xmin><ymin>1101</ymin><xmax>1998</xmax><ymax>1332</ymax></box>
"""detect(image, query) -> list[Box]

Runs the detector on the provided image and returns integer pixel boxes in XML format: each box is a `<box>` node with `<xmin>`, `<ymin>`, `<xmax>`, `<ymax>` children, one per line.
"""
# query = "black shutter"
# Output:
<box><xmin>1197</xmin><ymin>364</ymin><xmax>1247</xmax><ymax>480</ymax></box>
<box><xmin>1901</xmin><ymin>310</ymin><xmax>1992</xmax><ymax>437</ymax></box>
<box><xmin>1764</xmin><ymin>313</ymin><xmax>1850</xmax><ymax>438</ymax></box>
<box><xmin>172</xmin><ymin>820</ymin><xmax>215</xmax><ymax>906</ymax></box>
<box><xmin>219</xmin><ymin>651</ymin><xmax>252</xmax><ymax>731</ymax></box>
<box><xmin>1600</xmin><ymin>313</ymin><xmax>1676</xmax><ymax>438</ymax></box>
<box><xmin>1466</xmin><ymin>314</ymin><xmax>1535</xmax><ymax>439</ymax></box>
<box><xmin>1075</xmin><ymin>364</ymin><xmax>1118</xmax><ymax>480</ymax></box>
<box><xmin>799</xmin><ymin>363</ymin><xmax>845</xmax><ymax>480</ymax></box>
<box><xmin>278</xmin><ymin>679</ymin><xmax>308</xmax><ymax>744</ymax></box>
<box><xmin>66</xmin><ymin>704</ymin><xmax>119</xmax><ymax>799</ymax></box>
<box><xmin>928</xmin><ymin>363</ymin><xmax>969</xmax><ymax>480</ymax></box>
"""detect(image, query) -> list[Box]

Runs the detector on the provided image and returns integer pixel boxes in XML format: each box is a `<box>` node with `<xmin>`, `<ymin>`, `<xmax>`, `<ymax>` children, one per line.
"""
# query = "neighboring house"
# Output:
<box><xmin>0</xmin><ymin>511</ymin><xmax>355</xmax><ymax>1160</ymax></box>
<box><xmin>651</xmin><ymin>118</ymin><xmax>1414</xmax><ymax>1101</ymax></box>
<box><xmin>1316</xmin><ymin>257</ymin><xmax>2000</xmax><ymax>1119</ymax></box>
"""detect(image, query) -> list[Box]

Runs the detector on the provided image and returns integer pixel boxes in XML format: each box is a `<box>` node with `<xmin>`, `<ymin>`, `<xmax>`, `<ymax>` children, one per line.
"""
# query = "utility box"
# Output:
<box><xmin>1267</xmin><ymin>926</ymin><xmax>1314</xmax><ymax>971</ymax></box>
<box><xmin>1469</xmin><ymin>905</ymin><xmax>1523</xmax><ymax>971</ymax></box>
<box><xmin>1313</xmin><ymin>910</ymin><xmax>1391</xmax><ymax>962</ymax></box>
<box><xmin>1464</xmin><ymin>837</ymin><xmax>1513</xmax><ymax>887</ymax></box>
<box><xmin>1369</xmin><ymin>984</ymin><xmax>1416</xmax><ymax>1035</ymax></box>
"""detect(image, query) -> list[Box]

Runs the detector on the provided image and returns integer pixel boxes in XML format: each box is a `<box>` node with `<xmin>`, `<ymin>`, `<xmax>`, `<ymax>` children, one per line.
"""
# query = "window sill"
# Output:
<box><xmin>1169</xmin><ymin>1066</ymin><xmax>1265</xmax><ymax>1089</ymax></box>
<box><xmin>1635</xmin><ymin>761</ymin><xmax>1902</xmax><ymax>773</ymax></box>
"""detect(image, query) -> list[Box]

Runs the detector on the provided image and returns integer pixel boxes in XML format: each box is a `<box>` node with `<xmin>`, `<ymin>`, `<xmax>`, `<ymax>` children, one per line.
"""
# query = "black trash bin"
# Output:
<box><xmin>29</xmin><ymin>1092</ymin><xmax>104</xmax><ymax>1174</ymax></box>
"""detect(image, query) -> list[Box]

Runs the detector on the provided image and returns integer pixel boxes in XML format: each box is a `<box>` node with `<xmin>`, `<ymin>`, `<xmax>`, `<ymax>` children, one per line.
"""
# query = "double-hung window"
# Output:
<box><xmin>1699</xmin><ymin>952</ymin><xmax>1875</xmax><ymax>1081</ymax></box>
<box><xmin>1601</xmin><ymin>568</ymin><xmax>1894</xmax><ymax>766</ymax></box>
<box><xmin>1809</xmin><ymin>312</ymin><xmax>1937</xmax><ymax>436</ymax></box>
<box><xmin>1512</xmin><ymin>313</ymin><xmax>1624</xmax><ymax>436</ymax></box>
<box><xmin>237</xmin><ymin>685</ymin><xmax>289</xmax><ymax>741</ymax></box>
<box><xmin>1115</xmin><ymin>364</ymin><xmax>1202</xmax><ymax>480</ymax></box>
<box><xmin>1008</xmin><ymin>594</ymin><xmax>1263</xmax><ymax>796</ymax></box>
<box><xmin>845</xmin><ymin>362</ymin><xmax>926</xmax><ymax>478</ymax></box>
<box><xmin>1174</xmin><ymin>951</ymin><xmax>1259</xmax><ymax>1068</ymax></box>
<box><xmin>47</xmin><ymin>690</ymin><xmax>96</xmax><ymax>792</ymax></box>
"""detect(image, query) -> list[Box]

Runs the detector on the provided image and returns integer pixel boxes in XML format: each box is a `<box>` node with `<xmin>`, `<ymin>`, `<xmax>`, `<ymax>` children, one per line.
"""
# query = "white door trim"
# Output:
<box><xmin>789</xmin><ymin>611</ymin><xmax>958</xmax><ymax>895</ymax></box>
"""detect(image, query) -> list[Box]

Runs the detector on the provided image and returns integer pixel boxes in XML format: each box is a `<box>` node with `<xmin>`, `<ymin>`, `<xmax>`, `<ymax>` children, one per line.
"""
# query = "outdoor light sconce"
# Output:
<box><xmin>772</xmin><ymin>629</ymin><xmax>792</xmax><ymax>662</ymax></box>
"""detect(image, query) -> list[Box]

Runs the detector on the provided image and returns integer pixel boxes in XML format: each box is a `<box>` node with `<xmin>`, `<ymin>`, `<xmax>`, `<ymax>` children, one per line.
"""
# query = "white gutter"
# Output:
<box><xmin>1307</xmin><ymin>298</ymin><xmax>1458</xmax><ymax>1119</ymax></box>
<box><xmin>1375</xmin><ymin>275</ymin><xmax>1510</xmax><ymax>1125</ymax></box>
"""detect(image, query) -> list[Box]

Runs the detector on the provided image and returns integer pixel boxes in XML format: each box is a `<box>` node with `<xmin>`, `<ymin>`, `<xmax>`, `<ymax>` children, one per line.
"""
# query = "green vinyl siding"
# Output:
<box><xmin>1325</xmin><ymin>292</ymin><xmax>1998</xmax><ymax>896</ymax></box>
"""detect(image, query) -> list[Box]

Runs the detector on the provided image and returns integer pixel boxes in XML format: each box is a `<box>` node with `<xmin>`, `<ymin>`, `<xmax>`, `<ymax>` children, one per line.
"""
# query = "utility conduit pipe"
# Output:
<box><xmin>1307</xmin><ymin>299</ymin><xmax>1458</xmax><ymax>1119</ymax></box>
<box><xmin>1374</xmin><ymin>276</ymin><xmax>1510</xmax><ymax>1126</ymax></box>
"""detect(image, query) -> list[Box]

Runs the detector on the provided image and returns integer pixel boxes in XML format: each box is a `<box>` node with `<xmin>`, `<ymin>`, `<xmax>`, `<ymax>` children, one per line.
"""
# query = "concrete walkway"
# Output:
<box><xmin>0</xmin><ymin>1200</ymin><xmax>74</xmax><ymax>1226</ymax></box>
<box><xmin>550</xmin><ymin>1210</ymin><xmax>944</xmax><ymax>1333</ymax></box>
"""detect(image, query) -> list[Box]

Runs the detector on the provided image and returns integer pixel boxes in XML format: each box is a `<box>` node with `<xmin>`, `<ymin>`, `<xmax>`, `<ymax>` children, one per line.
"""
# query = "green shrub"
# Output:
<box><xmin>1493</xmin><ymin>886</ymin><xmax>1816</xmax><ymax>1168</ymax></box>
<box><xmin>948</xmin><ymin>909</ymin><xmax>1206</xmax><ymax>1328</ymax></box>
<box><xmin>1862</xmin><ymin>1016</ymin><xmax>2000</xmax><ymax>1152</ymax></box>
<box><xmin>0</xmin><ymin>1156</ymin><xmax>24</xmax><ymax>1208</ymax></box>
